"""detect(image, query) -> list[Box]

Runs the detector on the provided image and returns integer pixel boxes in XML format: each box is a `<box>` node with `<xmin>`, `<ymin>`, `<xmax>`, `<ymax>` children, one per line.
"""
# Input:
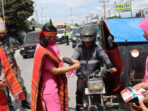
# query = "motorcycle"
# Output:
<box><xmin>63</xmin><ymin>57</ymin><xmax>119</xmax><ymax>111</ymax></box>
<box><xmin>81</xmin><ymin>67</ymin><xmax>119</xmax><ymax>111</ymax></box>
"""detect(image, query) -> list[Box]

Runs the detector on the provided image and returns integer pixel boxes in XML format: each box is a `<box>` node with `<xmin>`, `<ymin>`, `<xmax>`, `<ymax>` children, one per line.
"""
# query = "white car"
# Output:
<box><xmin>56</xmin><ymin>28</ymin><xmax>65</xmax><ymax>43</ymax></box>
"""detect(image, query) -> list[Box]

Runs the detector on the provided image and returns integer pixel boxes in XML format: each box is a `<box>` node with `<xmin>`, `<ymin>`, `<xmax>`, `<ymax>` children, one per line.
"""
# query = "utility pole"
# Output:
<box><xmin>70</xmin><ymin>7</ymin><xmax>73</xmax><ymax>25</ymax></box>
<box><xmin>41</xmin><ymin>8</ymin><xmax>44</xmax><ymax>24</ymax></box>
<box><xmin>34</xmin><ymin>0</ymin><xmax>38</xmax><ymax>25</ymax></box>
<box><xmin>108</xmin><ymin>10</ymin><xmax>111</xmax><ymax>18</ymax></box>
<box><xmin>130</xmin><ymin>1</ymin><xmax>132</xmax><ymax>18</ymax></box>
<box><xmin>1</xmin><ymin>0</ymin><xmax>5</xmax><ymax>22</ymax></box>
<box><xmin>86</xmin><ymin>16</ymin><xmax>89</xmax><ymax>23</ymax></box>
<box><xmin>99</xmin><ymin>0</ymin><xmax>109</xmax><ymax>19</ymax></box>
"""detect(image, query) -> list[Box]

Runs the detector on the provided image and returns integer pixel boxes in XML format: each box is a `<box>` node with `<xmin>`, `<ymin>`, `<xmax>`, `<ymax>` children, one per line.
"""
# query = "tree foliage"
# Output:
<box><xmin>28</xmin><ymin>18</ymin><xmax>36</xmax><ymax>26</ymax></box>
<box><xmin>106</xmin><ymin>15</ymin><xmax>121</xmax><ymax>19</ymax></box>
<box><xmin>0</xmin><ymin>0</ymin><xmax>34</xmax><ymax>38</ymax></box>
<box><xmin>75</xmin><ymin>23</ymin><xmax>79</xmax><ymax>27</ymax></box>
<box><xmin>49</xmin><ymin>19</ymin><xmax>53</xmax><ymax>25</ymax></box>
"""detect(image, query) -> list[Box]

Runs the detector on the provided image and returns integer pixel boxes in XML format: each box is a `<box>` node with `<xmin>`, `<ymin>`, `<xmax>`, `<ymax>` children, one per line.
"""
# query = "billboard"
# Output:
<box><xmin>115</xmin><ymin>2</ymin><xmax>131</xmax><ymax>11</ymax></box>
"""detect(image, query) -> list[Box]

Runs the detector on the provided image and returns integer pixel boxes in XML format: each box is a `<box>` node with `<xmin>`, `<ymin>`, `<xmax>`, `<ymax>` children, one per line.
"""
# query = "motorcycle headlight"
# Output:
<box><xmin>88</xmin><ymin>79</ymin><xmax>104</xmax><ymax>91</ymax></box>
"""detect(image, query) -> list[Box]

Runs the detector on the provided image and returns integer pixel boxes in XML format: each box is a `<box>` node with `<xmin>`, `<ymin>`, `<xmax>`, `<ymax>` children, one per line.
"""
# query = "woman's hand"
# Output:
<box><xmin>133</xmin><ymin>82</ymin><xmax>148</xmax><ymax>90</ymax></box>
<box><xmin>132</xmin><ymin>82</ymin><xmax>148</xmax><ymax>101</ymax></box>
<box><xmin>58</xmin><ymin>56</ymin><xmax>63</xmax><ymax>62</ymax></box>
<box><xmin>0</xmin><ymin>80</ymin><xmax>6</xmax><ymax>90</ymax></box>
<box><xmin>133</xmin><ymin>82</ymin><xmax>148</xmax><ymax>95</ymax></box>
<box><xmin>130</xmin><ymin>103</ymin><xmax>140</xmax><ymax>111</ymax></box>
<box><xmin>72</xmin><ymin>63</ymin><xmax>81</xmax><ymax>70</ymax></box>
<box><xmin>140</xmin><ymin>100</ymin><xmax>148</xmax><ymax>111</ymax></box>
<box><xmin>72</xmin><ymin>59</ymin><xmax>79</xmax><ymax>64</ymax></box>
<box><xmin>143</xmin><ymin>96</ymin><xmax>148</xmax><ymax>104</ymax></box>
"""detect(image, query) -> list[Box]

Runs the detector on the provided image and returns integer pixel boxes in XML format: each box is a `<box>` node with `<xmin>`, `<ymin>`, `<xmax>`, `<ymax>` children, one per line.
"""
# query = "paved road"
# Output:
<box><xmin>13</xmin><ymin>42</ymin><xmax>131</xmax><ymax>111</ymax></box>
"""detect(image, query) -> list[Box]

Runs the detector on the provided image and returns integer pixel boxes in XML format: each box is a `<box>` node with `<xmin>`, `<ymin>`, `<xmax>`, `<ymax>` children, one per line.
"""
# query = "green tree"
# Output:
<box><xmin>0</xmin><ymin>0</ymin><xmax>34</xmax><ymax>38</ymax></box>
<box><xmin>28</xmin><ymin>18</ymin><xmax>37</xmax><ymax>25</ymax></box>
<box><xmin>75</xmin><ymin>23</ymin><xmax>79</xmax><ymax>27</ymax></box>
<box><xmin>49</xmin><ymin>19</ymin><xmax>53</xmax><ymax>25</ymax></box>
<box><xmin>106</xmin><ymin>15</ymin><xmax>121</xmax><ymax>19</ymax></box>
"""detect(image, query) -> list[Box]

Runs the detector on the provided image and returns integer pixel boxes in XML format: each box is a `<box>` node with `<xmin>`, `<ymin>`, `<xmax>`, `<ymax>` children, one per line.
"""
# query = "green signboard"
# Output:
<box><xmin>115</xmin><ymin>2</ymin><xmax>131</xmax><ymax>11</ymax></box>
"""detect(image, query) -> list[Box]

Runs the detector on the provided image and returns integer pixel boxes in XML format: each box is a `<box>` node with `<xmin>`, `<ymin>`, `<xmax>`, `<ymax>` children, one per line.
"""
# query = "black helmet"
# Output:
<box><xmin>80</xmin><ymin>24</ymin><xmax>97</xmax><ymax>42</ymax></box>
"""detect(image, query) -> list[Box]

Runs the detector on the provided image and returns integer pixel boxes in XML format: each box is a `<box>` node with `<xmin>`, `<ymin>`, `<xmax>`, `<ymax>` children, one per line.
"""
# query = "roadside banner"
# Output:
<box><xmin>115</xmin><ymin>2</ymin><xmax>131</xmax><ymax>12</ymax></box>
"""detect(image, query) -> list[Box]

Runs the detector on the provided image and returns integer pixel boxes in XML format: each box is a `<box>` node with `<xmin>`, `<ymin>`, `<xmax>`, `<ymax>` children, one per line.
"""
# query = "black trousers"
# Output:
<box><xmin>76</xmin><ymin>77</ymin><xmax>87</xmax><ymax>111</ymax></box>
<box><xmin>65</xmin><ymin>36</ymin><xmax>69</xmax><ymax>45</ymax></box>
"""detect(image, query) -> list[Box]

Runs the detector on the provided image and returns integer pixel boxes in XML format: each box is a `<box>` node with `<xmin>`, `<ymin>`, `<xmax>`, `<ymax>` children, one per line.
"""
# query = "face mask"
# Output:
<box><xmin>48</xmin><ymin>39</ymin><xmax>56</xmax><ymax>45</ymax></box>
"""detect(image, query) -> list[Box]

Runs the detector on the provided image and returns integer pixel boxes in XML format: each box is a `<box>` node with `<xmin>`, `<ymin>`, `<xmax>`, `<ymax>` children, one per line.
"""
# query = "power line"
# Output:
<box><xmin>70</xmin><ymin>7</ymin><xmax>73</xmax><ymax>25</ymax></box>
<box><xmin>99</xmin><ymin>0</ymin><xmax>109</xmax><ymax>19</ymax></box>
<box><xmin>1</xmin><ymin>0</ymin><xmax>5</xmax><ymax>22</ymax></box>
<box><xmin>34</xmin><ymin>0</ymin><xmax>38</xmax><ymax>25</ymax></box>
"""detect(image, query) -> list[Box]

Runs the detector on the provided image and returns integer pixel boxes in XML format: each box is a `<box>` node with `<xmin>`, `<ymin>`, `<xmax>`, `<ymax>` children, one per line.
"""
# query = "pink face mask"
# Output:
<box><xmin>47</xmin><ymin>40</ymin><xmax>60</xmax><ymax>56</ymax></box>
<box><xmin>48</xmin><ymin>39</ymin><xmax>56</xmax><ymax>46</ymax></box>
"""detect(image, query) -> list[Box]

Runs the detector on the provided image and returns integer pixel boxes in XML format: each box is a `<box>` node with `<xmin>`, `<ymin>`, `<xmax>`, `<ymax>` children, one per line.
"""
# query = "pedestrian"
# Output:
<box><xmin>0</xmin><ymin>17</ymin><xmax>30</xmax><ymax>110</ymax></box>
<box><xmin>130</xmin><ymin>18</ymin><xmax>148</xmax><ymax>111</ymax></box>
<box><xmin>139</xmin><ymin>17</ymin><xmax>148</xmax><ymax>82</ymax></box>
<box><xmin>71</xmin><ymin>24</ymin><xmax>117</xmax><ymax>111</ymax></box>
<box><xmin>31</xmin><ymin>22</ymin><xmax>80</xmax><ymax>111</ymax></box>
<box><xmin>65</xmin><ymin>29</ymin><xmax>69</xmax><ymax>45</ymax></box>
<box><xmin>0</xmin><ymin>17</ymin><xmax>30</xmax><ymax>111</ymax></box>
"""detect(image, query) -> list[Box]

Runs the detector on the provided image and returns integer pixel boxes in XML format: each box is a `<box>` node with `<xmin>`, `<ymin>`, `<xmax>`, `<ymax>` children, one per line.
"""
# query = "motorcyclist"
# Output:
<box><xmin>72</xmin><ymin>24</ymin><xmax>117</xmax><ymax>111</ymax></box>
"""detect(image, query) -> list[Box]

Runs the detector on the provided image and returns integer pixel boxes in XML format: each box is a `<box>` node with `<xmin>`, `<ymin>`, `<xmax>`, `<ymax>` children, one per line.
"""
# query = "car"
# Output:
<box><xmin>70</xmin><ymin>28</ymin><xmax>81</xmax><ymax>48</ymax></box>
<box><xmin>8</xmin><ymin>36</ymin><xmax>20</xmax><ymax>50</ymax></box>
<box><xmin>56</xmin><ymin>28</ymin><xmax>65</xmax><ymax>43</ymax></box>
<box><xmin>20</xmin><ymin>31</ymin><xmax>39</xmax><ymax>58</ymax></box>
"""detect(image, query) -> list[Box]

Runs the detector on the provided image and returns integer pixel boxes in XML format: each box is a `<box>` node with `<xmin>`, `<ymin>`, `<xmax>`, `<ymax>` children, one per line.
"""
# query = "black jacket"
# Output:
<box><xmin>72</xmin><ymin>42</ymin><xmax>113</xmax><ymax>75</ymax></box>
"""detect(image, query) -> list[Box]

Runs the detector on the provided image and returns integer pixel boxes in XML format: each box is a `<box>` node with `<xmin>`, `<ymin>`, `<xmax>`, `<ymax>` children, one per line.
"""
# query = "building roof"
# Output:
<box><xmin>54</xmin><ymin>23</ymin><xmax>66</xmax><ymax>27</ymax></box>
<box><xmin>104</xmin><ymin>18</ymin><xmax>147</xmax><ymax>42</ymax></box>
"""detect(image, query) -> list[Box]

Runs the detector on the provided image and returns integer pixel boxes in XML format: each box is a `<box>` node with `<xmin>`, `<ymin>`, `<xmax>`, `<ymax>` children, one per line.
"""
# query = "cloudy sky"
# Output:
<box><xmin>31</xmin><ymin>0</ymin><xmax>148</xmax><ymax>24</ymax></box>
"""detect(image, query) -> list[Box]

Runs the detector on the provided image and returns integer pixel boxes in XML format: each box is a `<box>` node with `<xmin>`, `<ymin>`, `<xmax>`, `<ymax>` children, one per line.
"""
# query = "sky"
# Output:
<box><xmin>30</xmin><ymin>0</ymin><xmax>148</xmax><ymax>25</ymax></box>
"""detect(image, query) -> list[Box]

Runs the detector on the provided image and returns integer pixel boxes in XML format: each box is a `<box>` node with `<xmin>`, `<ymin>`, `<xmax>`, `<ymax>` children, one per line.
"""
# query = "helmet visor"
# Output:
<box><xmin>80</xmin><ymin>36</ymin><xmax>96</xmax><ymax>42</ymax></box>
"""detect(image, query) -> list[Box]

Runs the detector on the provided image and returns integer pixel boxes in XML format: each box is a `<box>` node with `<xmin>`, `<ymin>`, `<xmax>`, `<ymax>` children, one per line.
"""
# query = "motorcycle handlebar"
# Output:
<box><xmin>77</xmin><ymin>68</ymin><xmax>112</xmax><ymax>78</ymax></box>
<box><xmin>63</xmin><ymin>57</ymin><xmax>73</xmax><ymax>65</ymax></box>
<box><xmin>63</xmin><ymin>58</ymin><xmax>112</xmax><ymax>78</ymax></box>
<box><xmin>97</xmin><ymin>68</ymin><xmax>112</xmax><ymax>77</ymax></box>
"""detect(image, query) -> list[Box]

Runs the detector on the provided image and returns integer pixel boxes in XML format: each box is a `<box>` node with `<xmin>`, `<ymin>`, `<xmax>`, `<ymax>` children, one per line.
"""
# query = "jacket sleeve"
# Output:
<box><xmin>71</xmin><ymin>46</ymin><xmax>80</xmax><ymax>60</ymax></box>
<box><xmin>97</xmin><ymin>45</ymin><xmax>113</xmax><ymax>68</ymax></box>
